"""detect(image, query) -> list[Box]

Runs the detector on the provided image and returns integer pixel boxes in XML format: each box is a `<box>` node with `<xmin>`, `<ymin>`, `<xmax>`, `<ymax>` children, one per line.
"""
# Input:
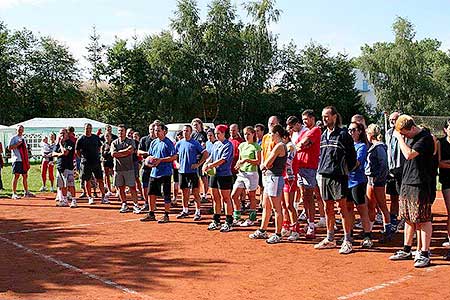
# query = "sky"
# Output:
<box><xmin>1</xmin><ymin>0</ymin><xmax>450</xmax><ymax>72</ymax></box>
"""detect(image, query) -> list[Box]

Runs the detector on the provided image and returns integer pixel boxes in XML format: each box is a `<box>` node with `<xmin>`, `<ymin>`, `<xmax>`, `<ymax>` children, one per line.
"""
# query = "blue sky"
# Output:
<box><xmin>1</xmin><ymin>0</ymin><xmax>450</xmax><ymax>69</ymax></box>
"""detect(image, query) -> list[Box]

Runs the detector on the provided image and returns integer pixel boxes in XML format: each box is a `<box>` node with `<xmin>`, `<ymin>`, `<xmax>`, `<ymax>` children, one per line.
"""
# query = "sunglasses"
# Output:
<box><xmin>348</xmin><ymin>128</ymin><xmax>358</xmax><ymax>133</ymax></box>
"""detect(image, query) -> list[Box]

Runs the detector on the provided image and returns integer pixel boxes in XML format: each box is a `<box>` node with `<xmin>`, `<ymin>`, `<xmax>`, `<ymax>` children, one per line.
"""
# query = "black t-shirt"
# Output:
<box><xmin>100</xmin><ymin>133</ymin><xmax>118</xmax><ymax>143</ymax></box>
<box><xmin>439</xmin><ymin>136</ymin><xmax>450</xmax><ymax>184</ymax></box>
<box><xmin>139</xmin><ymin>135</ymin><xmax>154</xmax><ymax>170</ymax></box>
<box><xmin>402</xmin><ymin>130</ymin><xmax>434</xmax><ymax>185</ymax></box>
<box><xmin>75</xmin><ymin>134</ymin><xmax>102</xmax><ymax>164</ymax></box>
<box><xmin>192</xmin><ymin>131</ymin><xmax>207</xmax><ymax>146</ymax></box>
<box><xmin>56</xmin><ymin>139</ymin><xmax>75</xmax><ymax>171</ymax></box>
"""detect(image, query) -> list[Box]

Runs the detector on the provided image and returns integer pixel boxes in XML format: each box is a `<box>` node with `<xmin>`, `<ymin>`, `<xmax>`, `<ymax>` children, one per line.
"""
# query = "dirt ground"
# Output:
<box><xmin>0</xmin><ymin>192</ymin><xmax>449</xmax><ymax>300</ymax></box>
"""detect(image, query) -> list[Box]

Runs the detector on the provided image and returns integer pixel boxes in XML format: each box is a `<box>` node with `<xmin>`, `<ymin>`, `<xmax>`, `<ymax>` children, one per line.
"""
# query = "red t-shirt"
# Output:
<box><xmin>229</xmin><ymin>136</ymin><xmax>244</xmax><ymax>174</ymax></box>
<box><xmin>294</xmin><ymin>126</ymin><xmax>321</xmax><ymax>170</ymax></box>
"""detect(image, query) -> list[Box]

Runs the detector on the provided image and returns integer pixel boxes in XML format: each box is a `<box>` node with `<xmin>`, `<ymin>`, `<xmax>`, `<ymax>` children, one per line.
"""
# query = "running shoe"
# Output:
<box><xmin>339</xmin><ymin>240</ymin><xmax>353</xmax><ymax>254</ymax></box>
<box><xmin>11</xmin><ymin>193</ymin><xmax>21</xmax><ymax>200</ymax></box>
<box><xmin>281</xmin><ymin>227</ymin><xmax>291</xmax><ymax>237</ymax></box>
<box><xmin>24</xmin><ymin>191</ymin><xmax>35</xmax><ymax>197</ymax></box>
<box><xmin>105</xmin><ymin>191</ymin><xmax>113</xmax><ymax>197</ymax></box>
<box><xmin>266</xmin><ymin>234</ymin><xmax>282</xmax><ymax>244</ymax></box>
<box><xmin>79</xmin><ymin>192</ymin><xmax>87</xmax><ymax>199</ymax></box>
<box><xmin>314</xmin><ymin>238</ymin><xmax>337</xmax><ymax>249</ymax></box>
<box><xmin>50</xmin><ymin>186</ymin><xmax>55</xmax><ymax>193</ymax></box>
<box><xmin>119</xmin><ymin>203</ymin><xmax>130</xmax><ymax>213</ymax></box>
<box><xmin>240</xmin><ymin>219</ymin><xmax>255</xmax><ymax>227</ymax></box>
<box><xmin>193</xmin><ymin>212</ymin><xmax>202</xmax><ymax>221</ymax></box>
<box><xmin>158</xmin><ymin>214</ymin><xmax>170</xmax><ymax>223</ymax></box>
<box><xmin>389</xmin><ymin>250</ymin><xmax>412</xmax><ymax>260</ymax></box>
<box><xmin>208</xmin><ymin>221</ymin><xmax>220</xmax><ymax>231</ymax></box>
<box><xmin>70</xmin><ymin>199</ymin><xmax>78</xmax><ymax>208</ymax></box>
<box><xmin>414</xmin><ymin>255</ymin><xmax>431</xmax><ymax>268</ymax></box>
<box><xmin>177</xmin><ymin>211</ymin><xmax>190</xmax><ymax>219</ymax></box>
<box><xmin>139</xmin><ymin>203</ymin><xmax>150</xmax><ymax>213</ymax></box>
<box><xmin>287</xmin><ymin>231</ymin><xmax>300</xmax><ymax>242</ymax></box>
<box><xmin>316</xmin><ymin>218</ymin><xmax>327</xmax><ymax>228</ymax></box>
<box><xmin>361</xmin><ymin>237</ymin><xmax>373</xmax><ymax>249</ymax></box>
<box><xmin>39</xmin><ymin>186</ymin><xmax>47</xmax><ymax>192</ymax></box>
<box><xmin>375</xmin><ymin>212</ymin><xmax>383</xmax><ymax>225</ymax></box>
<box><xmin>354</xmin><ymin>220</ymin><xmax>363</xmax><ymax>229</ymax></box>
<box><xmin>132</xmin><ymin>204</ymin><xmax>141</xmax><ymax>214</ymax></box>
<box><xmin>140</xmin><ymin>214</ymin><xmax>156</xmax><ymax>222</ymax></box>
<box><xmin>101</xmin><ymin>196</ymin><xmax>110</xmax><ymax>204</ymax></box>
<box><xmin>249</xmin><ymin>229</ymin><xmax>269</xmax><ymax>239</ymax></box>
<box><xmin>442</xmin><ymin>240</ymin><xmax>450</xmax><ymax>247</ymax></box>
<box><xmin>298</xmin><ymin>210</ymin><xmax>307</xmax><ymax>222</ymax></box>
<box><xmin>58</xmin><ymin>200</ymin><xmax>69</xmax><ymax>207</ymax></box>
<box><xmin>443</xmin><ymin>250</ymin><xmax>450</xmax><ymax>261</ymax></box>
<box><xmin>219</xmin><ymin>223</ymin><xmax>232</xmax><ymax>232</ymax></box>
<box><xmin>88</xmin><ymin>197</ymin><xmax>95</xmax><ymax>205</ymax></box>
<box><xmin>305</xmin><ymin>226</ymin><xmax>316</xmax><ymax>240</ymax></box>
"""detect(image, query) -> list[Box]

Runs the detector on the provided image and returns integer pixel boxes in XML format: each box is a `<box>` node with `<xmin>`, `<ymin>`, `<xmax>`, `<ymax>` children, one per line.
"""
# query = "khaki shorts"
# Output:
<box><xmin>114</xmin><ymin>170</ymin><xmax>136</xmax><ymax>187</ymax></box>
<box><xmin>57</xmin><ymin>169</ymin><xmax>75</xmax><ymax>188</ymax></box>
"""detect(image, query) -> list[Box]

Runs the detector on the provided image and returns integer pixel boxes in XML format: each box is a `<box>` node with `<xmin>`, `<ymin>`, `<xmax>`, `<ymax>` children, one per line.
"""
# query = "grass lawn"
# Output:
<box><xmin>0</xmin><ymin>163</ymin><xmax>81</xmax><ymax>198</ymax></box>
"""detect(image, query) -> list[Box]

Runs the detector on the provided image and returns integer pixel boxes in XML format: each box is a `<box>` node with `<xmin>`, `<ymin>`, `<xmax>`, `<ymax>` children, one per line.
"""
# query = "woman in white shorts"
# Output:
<box><xmin>249</xmin><ymin>124</ymin><xmax>287</xmax><ymax>244</ymax></box>
<box><xmin>231</xmin><ymin>126</ymin><xmax>262</xmax><ymax>226</ymax></box>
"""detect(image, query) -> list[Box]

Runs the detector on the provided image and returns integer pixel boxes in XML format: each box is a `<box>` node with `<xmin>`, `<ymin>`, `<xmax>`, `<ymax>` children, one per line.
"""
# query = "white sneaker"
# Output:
<box><xmin>298</xmin><ymin>210</ymin><xmax>307</xmax><ymax>221</ymax></box>
<box><xmin>119</xmin><ymin>203</ymin><xmax>130</xmax><ymax>213</ymax></box>
<box><xmin>314</xmin><ymin>238</ymin><xmax>337</xmax><ymax>249</ymax></box>
<box><xmin>287</xmin><ymin>231</ymin><xmax>300</xmax><ymax>241</ymax></box>
<box><xmin>266</xmin><ymin>234</ymin><xmax>282</xmax><ymax>244</ymax></box>
<box><xmin>240</xmin><ymin>219</ymin><xmax>255</xmax><ymax>227</ymax></box>
<box><xmin>88</xmin><ymin>197</ymin><xmax>95</xmax><ymax>205</ymax></box>
<box><xmin>442</xmin><ymin>240</ymin><xmax>450</xmax><ymax>247</ymax></box>
<box><xmin>281</xmin><ymin>227</ymin><xmax>291</xmax><ymax>237</ymax></box>
<box><xmin>39</xmin><ymin>186</ymin><xmax>47</xmax><ymax>192</ymax></box>
<box><xmin>70</xmin><ymin>199</ymin><xmax>77</xmax><ymax>208</ymax></box>
<box><xmin>101</xmin><ymin>196</ymin><xmax>110</xmax><ymax>204</ymax></box>
<box><xmin>316</xmin><ymin>218</ymin><xmax>326</xmax><ymax>228</ymax></box>
<box><xmin>11</xmin><ymin>193</ymin><xmax>21</xmax><ymax>200</ymax></box>
<box><xmin>50</xmin><ymin>186</ymin><xmax>55</xmax><ymax>192</ymax></box>
<box><xmin>58</xmin><ymin>200</ymin><xmax>69</xmax><ymax>207</ymax></box>
<box><xmin>105</xmin><ymin>191</ymin><xmax>113</xmax><ymax>197</ymax></box>
<box><xmin>132</xmin><ymin>203</ymin><xmax>141</xmax><ymax>214</ymax></box>
<box><xmin>339</xmin><ymin>240</ymin><xmax>353</xmax><ymax>254</ymax></box>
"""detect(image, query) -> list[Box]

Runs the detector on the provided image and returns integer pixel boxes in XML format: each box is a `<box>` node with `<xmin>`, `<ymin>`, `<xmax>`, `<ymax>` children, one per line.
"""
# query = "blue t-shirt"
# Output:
<box><xmin>148</xmin><ymin>137</ymin><xmax>176</xmax><ymax>178</ymax></box>
<box><xmin>206</xmin><ymin>140</ymin><xmax>216</xmax><ymax>154</ymax></box>
<box><xmin>210</xmin><ymin>139</ymin><xmax>233</xmax><ymax>176</ymax></box>
<box><xmin>175</xmin><ymin>138</ymin><xmax>205</xmax><ymax>174</ymax></box>
<box><xmin>348</xmin><ymin>142</ymin><xmax>368</xmax><ymax>188</ymax></box>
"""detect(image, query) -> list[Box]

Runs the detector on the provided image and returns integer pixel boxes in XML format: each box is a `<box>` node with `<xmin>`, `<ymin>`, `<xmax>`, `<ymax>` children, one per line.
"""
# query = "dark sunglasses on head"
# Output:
<box><xmin>348</xmin><ymin>128</ymin><xmax>357</xmax><ymax>133</ymax></box>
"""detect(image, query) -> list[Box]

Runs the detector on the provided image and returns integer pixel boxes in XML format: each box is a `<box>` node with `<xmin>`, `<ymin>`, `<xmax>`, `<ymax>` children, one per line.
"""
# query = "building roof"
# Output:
<box><xmin>10</xmin><ymin>118</ymin><xmax>110</xmax><ymax>129</ymax></box>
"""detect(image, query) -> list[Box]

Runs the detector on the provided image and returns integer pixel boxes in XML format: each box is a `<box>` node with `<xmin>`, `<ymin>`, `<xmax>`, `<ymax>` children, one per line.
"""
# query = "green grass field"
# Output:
<box><xmin>0</xmin><ymin>163</ymin><xmax>81</xmax><ymax>198</ymax></box>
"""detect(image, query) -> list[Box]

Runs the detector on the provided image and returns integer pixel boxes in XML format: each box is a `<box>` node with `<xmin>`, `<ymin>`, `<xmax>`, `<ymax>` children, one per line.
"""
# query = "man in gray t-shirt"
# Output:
<box><xmin>111</xmin><ymin>124</ymin><xmax>139</xmax><ymax>213</ymax></box>
<box><xmin>8</xmin><ymin>125</ymin><xmax>34</xmax><ymax>199</ymax></box>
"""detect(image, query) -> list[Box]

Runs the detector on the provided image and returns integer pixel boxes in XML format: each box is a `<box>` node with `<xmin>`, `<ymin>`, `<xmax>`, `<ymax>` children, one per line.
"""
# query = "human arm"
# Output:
<box><xmin>393</xmin><ymin>130</ymin><xmax>420</xmax><ymax>160</ymax></box>
<box><xmin>261</xmin><ymin>143</ymin><xmax>285</xmax><ymax>170</ymax></box>
<box><xmin>192</xmin><ymin>150</ymin><xmax>209</xmax><ymax>170</ymax></box>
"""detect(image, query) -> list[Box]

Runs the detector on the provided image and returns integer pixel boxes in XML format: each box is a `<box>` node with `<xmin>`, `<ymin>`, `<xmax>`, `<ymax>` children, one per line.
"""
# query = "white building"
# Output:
<box><xmin>353</xmin><ymin>68</ymin><xmax>377</xmax><ymax>109</ymax></box>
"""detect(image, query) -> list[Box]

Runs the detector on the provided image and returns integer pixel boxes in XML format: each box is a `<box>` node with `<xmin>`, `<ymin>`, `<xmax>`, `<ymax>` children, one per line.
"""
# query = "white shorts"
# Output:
<box><xmin>233</xmin><ymin>171</ymin><xmax>259</xmax><ymax>191</ymax></box>
<box><xmin>263</xmin><ymin>174</ymin><xmax>284</xmax><ymax>197</ymax></box>
<box><xmin>57</xmin><ymin>169</ymin><xmax>75</xmax><ymax>188</ymax></box>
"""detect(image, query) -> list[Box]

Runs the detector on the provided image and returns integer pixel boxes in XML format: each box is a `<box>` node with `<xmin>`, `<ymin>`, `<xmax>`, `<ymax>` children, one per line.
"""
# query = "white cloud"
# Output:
<box><xmin>0</xmin><ymin>0</ymin><xmax>52</xmax><ymax>9</ymax></box>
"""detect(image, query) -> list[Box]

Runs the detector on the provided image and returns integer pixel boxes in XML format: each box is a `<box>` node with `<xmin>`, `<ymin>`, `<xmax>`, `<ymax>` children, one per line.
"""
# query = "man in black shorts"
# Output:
<box><xmin>389</xmin><ymin>115</ymin><xmax>435</xmax><ymax>268</ymax></box>
<box><xmin>191</xmin><ymin>118</ymin><xmax>208</xmax><ymax>202</ymax></box>
<box><xmin>137</xmin><ymin>122</ymin><xmax>157</xmax><ymax>212</ymax></box>
<box><xmin>314</xmin><ymin>106</ymin><xmax>356</xmax><ymax>254</ymax></box>
<box><xmin>75</xmin><ymin>123</ymin><xmax>108</xmax><ymax>205</ymax></box>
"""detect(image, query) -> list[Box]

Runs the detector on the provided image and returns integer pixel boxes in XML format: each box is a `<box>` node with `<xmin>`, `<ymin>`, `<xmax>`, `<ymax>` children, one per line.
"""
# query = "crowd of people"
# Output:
<box><xmin>4</xmin><ymin>106</ymin><xmax>450</xmax><ymax>268</ymax></box>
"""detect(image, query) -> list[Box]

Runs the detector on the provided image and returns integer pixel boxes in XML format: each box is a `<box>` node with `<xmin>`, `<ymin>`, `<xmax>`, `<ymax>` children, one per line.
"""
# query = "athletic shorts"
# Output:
<box><xmin>317</xmin><ymin>174</ymin><xmax>348</xmax><ymax>201</ymax></box>
<box><xmin>367</xmin><ymin>176</ymin><xmax>386</xmax><ymax>187</ymax></box>
<box><xmin>297</xmin><ymin>168</ymin><xmax>318</xmax><ymax>189</ymax></box>
<box><xmin>148</xmin><ymin>176</ymin><xmax>171</xmax><ymax>203</ymax></box>
<box><xmin>386</xmin><ymin>171</ymin><xmax>402</xmax><ymax>196</ymax></box>
<box><xmin>197</xmin><ymin>165</ymin><xmax>207</xmax><ymax>178</ymax></box>
<box><xmin>263</xmin><ymin>174</ymin><xmax>284</xmax><ymax>197</ymax></box>
<box><xmin>233</xmin><ymin>171</ymin><xmax>259</xmax><ymax>191</ymax></box>
<box><xmin>283</xmin><ymin>178</ymin><xmax>297</xmax><ymax>193</ymax></box>
<box><xmin>399</xmin><ymin>183</ymin><xmax>433</xmax><ymax>223</ymax></box>
<box><xmin>57</xmin><ymin>169</ymin><xmax>75</xmax><ymax>188</ymax></box>
<box><xmin>209</xmin><ymin>175</ymin><xmax>233</xmax><ymax>190</ymax></box>
<box><xmin>133</xmin><ymin>161</ymin><xmax>140</xmax><ymax>178</ymax></box>
<box><xmin>173</xmin><ymin>168</ymin><xmax>179</xmax><ymax>183</ymax></box>
<box><xmin>142</xmin><ymin>167</ymin><xmax>151</xmax><ymax>188</ymax></box>
<box><xmin>114</xmin><ymin>170</ymin><xmax>135</xmax><ymax>187</ymax></box>
<box><xmin>179</xmin><ymin>172</ymin><xmax>199</xmax><ymax>189</ymax></box>
<box><xmin>12</xmin><ymin>161</ymin><xmax>26</xmax><ymax>174</ymax></box>
<box><xmin>80</xmin><ymin>162</ymin><xmax>103</xmax><ymax>181</ymax></box>
<box><xmin>347</xmin><ymin>182</ymin><xmax>367</xmax><ymax>205</ymax></box>
<box><xmin>103</xmin><ymin>160</ymin><xmax>113</xmax><ymax>169</ymax></box>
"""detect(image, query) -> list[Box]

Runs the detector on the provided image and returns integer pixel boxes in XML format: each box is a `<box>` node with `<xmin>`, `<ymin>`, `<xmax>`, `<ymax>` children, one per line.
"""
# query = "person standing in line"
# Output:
<box><xmin>75</xmin><ymin>123</ymin><xmax>108</xmax><ymax>205</ymax></box>
<box><xmin>172</xmin><ymin>131</ymin><xmax>183</xmax><ymax>206</ymax></box>
<box><xmin>438</xmin><ymin>119</ymin><xmax>450</xmax><ymax>260</ymax></box>
<box><xmin>53</xmin><ymin>128</ymin><xmax>77</xmax><ymax>208</ymax></box>
<box><xmin>191</xmin><ymin>118</ymin><xmax>209</xmax><ymax>203</ymax></box>
<box><xmin>175</xmin><ymin>125</ymin><xmax>209</xmax><ymax>221</ymax></box>
<box><xmin>389</xmin><ymin>115</ymin><xmax>435</xmax><ymax>267</ymax></box>
<box><xmin>202</xmin><ymin>124</ymin><xmax>234</xmax><ymax>232</ymax></box>
<box><xmin>101</xmin><ymin>132</ymin><xmax>114</xmax><ymax>197</ymax></box>
<box><xmin>254</xmin><ymin>123</ymin><xmax>266</xmax><ymax>207</ymax></box>
<box><xmin>111</xmin><ymin>124</ymin><xmax>140</xmax><ymax>214</ymax></box>
<box><xmin>140</xmin><ymin>123</ymin><xmax>177</xmax><ymax>223</ymax></box>
<box><xmin>314</xmin><ymin>106</ymin><xmax>357</xmax><ymax>254</ymax></box>
<box><xmin>40</xmin><ymin>134</ymin><xmax>56</xmax><ymax>192</ymax></box>
<box><xmin>8</xmin><ymin>125</ymin><xmax>34</xmax><ymax>199</ymax></box>
<box><xmin>0</xmin><ymin>141</ymin><xmax>3</xmax><ymax>190</ymax></box>
<box><xmin>249</xmin><ymin>124</ymin><xmax>287</xmax><ymax>244</ymax></box>
<box><xmin>137</xmin><ymin>122</ymin><xmax>157</xmax><ymax>213</ymax></box>
<box><xmin>366</xmin><ymin>124</ymin><xmax>393</xmax><ymax>242</ymax></box>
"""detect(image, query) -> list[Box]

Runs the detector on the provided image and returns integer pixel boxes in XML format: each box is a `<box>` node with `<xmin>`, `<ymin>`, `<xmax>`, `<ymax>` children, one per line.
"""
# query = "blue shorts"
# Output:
<box><xmin>297</xmin><ymin>168</ymin><xmax>317</xmax><ymax>189</ymax></box>
<box><xmin>12</xmin><ymin>161</ymin><xmax>26</xmax><ymax>175</ymax></box>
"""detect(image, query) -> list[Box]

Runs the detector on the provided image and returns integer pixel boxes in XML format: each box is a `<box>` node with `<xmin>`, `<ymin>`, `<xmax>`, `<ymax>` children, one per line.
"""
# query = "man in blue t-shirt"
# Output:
<box><xmin>175</xmin><ymin>125</ymin><xmax>208</xmax><ymax>221</ymax></box>
<box><xmin>140</xmin><ymin>122</ymin><xmax>177</xmax><ymax>223</ymax></box>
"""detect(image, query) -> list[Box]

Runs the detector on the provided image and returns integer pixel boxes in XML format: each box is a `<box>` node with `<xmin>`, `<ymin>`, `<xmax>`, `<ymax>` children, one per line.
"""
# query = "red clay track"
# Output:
<box><xmin>0</xmin><ymin>192</ymin><xmax>449</xmax><ymax>300</ymax></box>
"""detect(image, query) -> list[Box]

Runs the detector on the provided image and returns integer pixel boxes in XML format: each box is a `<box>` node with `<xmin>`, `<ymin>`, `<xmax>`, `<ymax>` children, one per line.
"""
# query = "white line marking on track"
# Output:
<box><xmin>0</xmin><ymin>218</ymin><xmax>141</xmax><ymax>235</ymax></box>
<box><xmin>0</xmin><ymin>235</ymin><xmax>153</xmax><ymax>299</ymax></box>
<box><xmin>337</xmin><ymin>265</ymin><xmax>445</xmax><ymax>299</ymax></box>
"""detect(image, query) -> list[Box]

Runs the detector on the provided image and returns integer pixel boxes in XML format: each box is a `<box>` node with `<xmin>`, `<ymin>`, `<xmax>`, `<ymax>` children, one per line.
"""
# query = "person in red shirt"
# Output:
<box><xmin>294</xmin><ymin>110</ymin><xmax>322</xmax><ymax>239</ymax></box>
<box><xmin>229</xmin><ymin>124</ymin><xmax>245</xmax><ymax>209</ymax></box>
